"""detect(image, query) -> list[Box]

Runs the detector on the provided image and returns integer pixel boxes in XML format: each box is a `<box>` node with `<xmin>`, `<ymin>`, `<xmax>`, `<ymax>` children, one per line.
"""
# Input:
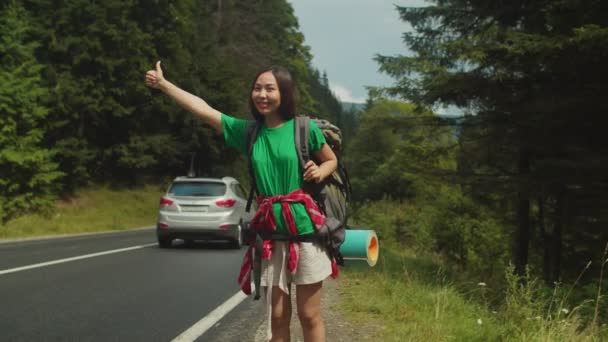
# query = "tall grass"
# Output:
<box><xmin>339</xmin><ymin>246</ymin><xmax>608</xmax><ymax>341</ymax></box>
<box><xmin>0</xmin><ymin>185</ymin><xmax>162</xmax><ymax>239</ymax></box>
<box><xmin>341</xmin><ymin>198</ymin><xmax>608</xmax><ymax>341</ymax></box>
<box><xmin>340</xmin><ymin>248</ymin><xmax>505</xmax><ymax>341</ymax></box>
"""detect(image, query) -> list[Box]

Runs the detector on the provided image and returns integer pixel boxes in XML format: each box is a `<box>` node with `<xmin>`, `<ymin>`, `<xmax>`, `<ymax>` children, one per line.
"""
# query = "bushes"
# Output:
<box><xmin>351</xmin><ymin>185</ymin><xmax>510</xmax><ymax>280</ymax></box>
<box><xmin>427</xmin><ymin>186</ymin><xmax>509</xmax><ymax>276</ymax></box>
<box><xmin>350</xmin><ymin>199</ymin><xmax>417</xmax><ymax>250</ymax></box>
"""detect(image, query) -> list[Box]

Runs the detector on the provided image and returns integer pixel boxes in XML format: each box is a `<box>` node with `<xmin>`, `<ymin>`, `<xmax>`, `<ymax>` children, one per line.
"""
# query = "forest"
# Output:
<box><xmin>2</xmin><ymin>0</ymin><xmax>607</xmax><ymax>336</ymax></box>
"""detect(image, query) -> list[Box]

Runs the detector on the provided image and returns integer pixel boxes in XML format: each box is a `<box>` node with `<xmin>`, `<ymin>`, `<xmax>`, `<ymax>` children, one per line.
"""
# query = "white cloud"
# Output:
<box><xmin>433</xmin><ymin>104</ymin><xmax>465</xmax><ymax>117</ymax></box>
<box><xmin>329</xmin><ymin>83</ymin><xmax>366</xmax><ymax>103</ymax></box>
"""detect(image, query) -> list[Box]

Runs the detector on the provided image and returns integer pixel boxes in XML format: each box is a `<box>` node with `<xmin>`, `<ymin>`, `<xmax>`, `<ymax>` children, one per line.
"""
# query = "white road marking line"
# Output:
<box><xmin>0</xmin><ymin>243</ymin><xmax>157</xmax><ymax>276</ymax></box>
<box><xmin>0</xmin><ymin>226</ymin><xmax>155</xmax><ymax>244</ymax></box>
<box><xmin>172</xmin><ymin>287</ymin><xmax>250</xmax><ymax>342</ymax></box>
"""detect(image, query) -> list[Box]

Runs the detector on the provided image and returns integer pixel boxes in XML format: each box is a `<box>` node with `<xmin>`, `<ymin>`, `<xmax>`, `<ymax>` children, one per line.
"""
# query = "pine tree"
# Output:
<box><xmin>0</xmin><ymin>1</ymin><xmax>63</xmax><ymax>222</ymax></box>
<box><xmin>378</xmin><ymin>0</ymin><xmax>608</xmax><ymax>280</ymax></box>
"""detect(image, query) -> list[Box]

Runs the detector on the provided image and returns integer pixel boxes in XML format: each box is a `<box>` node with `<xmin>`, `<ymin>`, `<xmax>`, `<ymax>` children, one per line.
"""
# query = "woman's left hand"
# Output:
<box><xmin>303</xmin><ymin>160</ymin><xmax>322</xmax><ymax>183</ymax></box>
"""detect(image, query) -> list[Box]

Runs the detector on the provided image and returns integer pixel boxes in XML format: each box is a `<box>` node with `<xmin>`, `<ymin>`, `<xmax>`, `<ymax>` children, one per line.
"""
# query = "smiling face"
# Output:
<box><xmin>248</xmin><ymin>66</ymin><xmax>296</xmax><ymax>122</ymax></box>
<box><xmin>251</xmin><ymin>71</ymin><xmax>281</xmax><ymax>118</ymax></box>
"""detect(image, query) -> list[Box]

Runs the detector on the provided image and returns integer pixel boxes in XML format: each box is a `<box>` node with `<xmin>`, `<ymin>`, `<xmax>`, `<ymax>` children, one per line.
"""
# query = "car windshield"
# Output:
<box><xmin>169</xmin><ymin>182</ymin><xmax>226</xmax><ymax>197</ymax></box>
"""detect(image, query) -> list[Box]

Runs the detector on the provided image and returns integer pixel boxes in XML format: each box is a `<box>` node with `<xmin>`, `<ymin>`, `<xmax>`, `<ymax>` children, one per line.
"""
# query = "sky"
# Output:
<box><xmin>289</xmin><ymin>0</ymin><xmax>427</xmax><ymax>103</ymax></box>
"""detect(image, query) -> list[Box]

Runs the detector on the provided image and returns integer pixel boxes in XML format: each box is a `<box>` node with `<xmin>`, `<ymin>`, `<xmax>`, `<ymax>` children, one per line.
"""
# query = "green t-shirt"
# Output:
<box><xmin>222</xmin><ymin>114</ymin><xmax>326</xmax><ymax>235</ymax></box>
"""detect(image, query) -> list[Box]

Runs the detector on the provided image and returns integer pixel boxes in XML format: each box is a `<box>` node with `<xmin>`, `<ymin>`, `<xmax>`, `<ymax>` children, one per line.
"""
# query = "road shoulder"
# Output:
<box><xmin>253</xmin><ymin>277</ymin><xmax>379</xmax><ymax>341</ymax></box>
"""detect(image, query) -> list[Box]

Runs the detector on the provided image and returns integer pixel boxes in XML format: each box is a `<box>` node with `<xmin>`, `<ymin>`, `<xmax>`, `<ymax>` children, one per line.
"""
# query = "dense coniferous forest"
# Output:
<box><xmin>349</xmin><ymin>0</ymin><xmax>608</xmax><ymax>303</ymax></box>
<box><xmin>0</xmin><ymin>0</ymin><xmax>348</xmax><ymax>222</ymax></box>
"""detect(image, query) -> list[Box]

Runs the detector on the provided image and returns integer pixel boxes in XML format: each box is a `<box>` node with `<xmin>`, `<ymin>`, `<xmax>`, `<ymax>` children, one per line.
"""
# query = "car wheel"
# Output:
<box><xmin>158</xmin><ymin>236</ymin><xmax>172</xmax><ymax>248</ymax></box>
<box><xmin>231</xmin><ymin>223</ymin><xmax>243</xmax><ymax>249</ymax></box>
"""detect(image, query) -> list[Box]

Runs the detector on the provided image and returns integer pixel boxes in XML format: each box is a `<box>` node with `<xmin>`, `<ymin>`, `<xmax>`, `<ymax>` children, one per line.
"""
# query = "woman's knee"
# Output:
<box><xmin>296</xmin><ymin>282</ymin><xmax>323</xmax><ymax>328</ymax></box>
<box><xmin>297</xmin><ymin>306</ymin><xmax>322</xmax><ymax>328</ymax></box>
<box><xmin>271</xmin><ymin>308</ymin><xmax>292</xmax><ymax>329</ymax></box>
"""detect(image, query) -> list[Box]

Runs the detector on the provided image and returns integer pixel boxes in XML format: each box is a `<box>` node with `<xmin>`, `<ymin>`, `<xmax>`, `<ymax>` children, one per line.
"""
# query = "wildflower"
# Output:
<box><xmin>477</xmin><ymin>318</ymin><xmax>483</xmax><ymax>325</ymax></box>
<box><xmin>561</xmin><ymin>308</ymin><xmax>569</xmax><ymax>314</ymax></box>
<box><xmin>477</xmin><ymin>282</ymin><xmax>487</xmax><ymax>287</ymax></box>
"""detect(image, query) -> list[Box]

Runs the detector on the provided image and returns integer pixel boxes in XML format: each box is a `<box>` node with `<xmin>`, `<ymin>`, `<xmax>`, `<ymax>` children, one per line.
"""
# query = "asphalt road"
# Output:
<box><xmin>0</xmin><ymin>229</ymin><xmax>264</xmax><ymax>342</ymax></box>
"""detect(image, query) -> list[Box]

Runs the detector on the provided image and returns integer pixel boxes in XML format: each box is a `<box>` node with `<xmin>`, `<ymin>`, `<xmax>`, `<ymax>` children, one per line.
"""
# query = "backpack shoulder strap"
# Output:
<box><xmin>294</xmin><ymin>116</ymin><xmax>311</xmax><ymax>169</ymax></box>
<box><xmin>245</xmin><ymin>121</ymin><xmax>261</xmax><ymax>212</ymax></box>
<box><xmin>245</xmin><ymin>121</ymin><xmax>260</xmax><ymax>159</ymax></box>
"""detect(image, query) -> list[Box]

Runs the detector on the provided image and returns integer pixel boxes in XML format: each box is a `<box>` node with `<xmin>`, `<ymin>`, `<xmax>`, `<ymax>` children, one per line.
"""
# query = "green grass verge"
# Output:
<box><xmin>0</xmin><ymin>185</ymin><xmax>162</xmax><ymax>239</ymax></box>
<box><xmin>339</xmin><ymin>248</ymin><xmax>503</xmax><ymax>341</ymax></box>
<box><xmin>339</xmin><ymin>246</ymin><xmax>607</xmax><ymax>341</ymax></box>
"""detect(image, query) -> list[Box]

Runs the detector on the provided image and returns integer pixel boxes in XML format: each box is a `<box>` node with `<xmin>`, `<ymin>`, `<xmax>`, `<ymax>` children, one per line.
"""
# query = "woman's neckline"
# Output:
<box><xmin>263</xmin><ymin>118</ymin><xmax>292</xmax><ymax>129</ymax></box>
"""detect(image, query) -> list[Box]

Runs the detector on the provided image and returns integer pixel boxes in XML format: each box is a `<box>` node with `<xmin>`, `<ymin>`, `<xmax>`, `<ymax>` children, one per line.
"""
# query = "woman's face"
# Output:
<box><xmin>251</xmin><ymin>71</ymin><xmax>281</xmax><ymax>117</ymax></box>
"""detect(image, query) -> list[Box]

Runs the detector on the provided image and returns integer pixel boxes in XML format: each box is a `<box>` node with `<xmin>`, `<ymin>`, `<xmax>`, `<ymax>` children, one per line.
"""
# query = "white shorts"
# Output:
<box><xmin>260</xmin><ymin>241</ymin><xmax>332</xmax><ymax>293</ymax></box>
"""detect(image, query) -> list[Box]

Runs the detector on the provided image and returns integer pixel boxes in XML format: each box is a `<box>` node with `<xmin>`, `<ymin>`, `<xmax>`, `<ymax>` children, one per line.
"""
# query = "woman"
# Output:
<box><xmin>145</xmin><ymin>61</ymin><xmax>337</xmax><ymax>342</ymax></box>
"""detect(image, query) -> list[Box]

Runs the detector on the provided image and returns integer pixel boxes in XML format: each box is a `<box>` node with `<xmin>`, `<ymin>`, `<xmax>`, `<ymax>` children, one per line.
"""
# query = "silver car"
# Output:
<box><xmin>156</xmin><ymin>176</ymin><xmax>254</xmax><ymax>249</ymax></box>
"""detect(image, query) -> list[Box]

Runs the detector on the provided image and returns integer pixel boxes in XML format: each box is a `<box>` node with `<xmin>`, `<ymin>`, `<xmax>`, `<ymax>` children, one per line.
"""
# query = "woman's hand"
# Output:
<box><xmin>303</xmin><ymin>144</ymin><xmax>338</xmax><ymax>183</ymax></box>
<box><xmin>303</xmin><ymin>160</ymin><xmax>323</xmax><ymax>183</ymax></box>
<box><xmin>143</xmin><ymin>60</ymin><xmax>222</xmax><ymax>133</ymax></box>
<box><xmin>145</xmin><ymin>61</ymin><xmax>165</xmax><ymax>89</ymax></box>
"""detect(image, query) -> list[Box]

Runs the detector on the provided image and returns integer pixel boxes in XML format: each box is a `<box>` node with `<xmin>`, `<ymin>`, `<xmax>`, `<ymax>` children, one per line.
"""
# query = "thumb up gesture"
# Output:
<box><xmin>145</xmin><ymin>61</ymin><xmax>165</xmax><ymax>89</ymax></box>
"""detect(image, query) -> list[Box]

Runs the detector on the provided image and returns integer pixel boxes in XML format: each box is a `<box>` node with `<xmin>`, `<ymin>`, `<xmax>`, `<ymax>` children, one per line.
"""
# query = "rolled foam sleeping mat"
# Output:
<box><xmin>339</xmin><ymin>229</ymin><xmax>379</xmax><ymax>267</ymax></box>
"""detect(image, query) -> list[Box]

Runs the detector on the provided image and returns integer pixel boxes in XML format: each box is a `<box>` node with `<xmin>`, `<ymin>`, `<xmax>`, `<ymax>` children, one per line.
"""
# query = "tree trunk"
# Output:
<box><xmin>539</xmin><ymin>195</ymin><xmax>552</xmax><ymax>283</ymax></box>
<box><xmin>515</xmin><ymin>147</ymin><xmax>530</xmax><ymax>276</ymax></box>
<box><xmin>551</xmin><ymin>188</ymin><xmax>565</xmax><ymax>283</ymax></box>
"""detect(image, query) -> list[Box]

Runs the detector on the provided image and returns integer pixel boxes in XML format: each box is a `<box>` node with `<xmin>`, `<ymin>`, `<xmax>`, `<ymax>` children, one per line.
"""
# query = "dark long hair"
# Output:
<box><xmin>249</xmin><ymin>66</ymin><xmax>296</xmax><ymax>122</ymax></box>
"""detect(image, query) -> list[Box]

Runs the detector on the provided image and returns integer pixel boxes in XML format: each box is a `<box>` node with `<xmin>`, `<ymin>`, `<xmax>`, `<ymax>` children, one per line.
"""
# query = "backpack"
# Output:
<box><xmin>244</xmin><ymin>115</ymin><xmax>351</xmax><ymax>264</ymax></box>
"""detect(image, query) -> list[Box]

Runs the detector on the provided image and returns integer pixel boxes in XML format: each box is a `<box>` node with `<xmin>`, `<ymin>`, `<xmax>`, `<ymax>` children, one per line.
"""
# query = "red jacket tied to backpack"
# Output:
<box><xmin>237</xmin><ymin>189</ymin><xmax>338</xmax><ymax>295</ymax></box>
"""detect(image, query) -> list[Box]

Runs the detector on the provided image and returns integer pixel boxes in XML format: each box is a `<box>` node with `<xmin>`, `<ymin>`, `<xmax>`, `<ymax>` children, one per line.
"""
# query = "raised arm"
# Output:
<box><xmin>145</xmin><ymin>61</ymin><xmax>222</xmax><ymax>134</ymax></box>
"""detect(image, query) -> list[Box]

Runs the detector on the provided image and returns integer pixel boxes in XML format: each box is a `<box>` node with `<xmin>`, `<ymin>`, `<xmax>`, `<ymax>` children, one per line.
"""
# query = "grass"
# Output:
<box><xmin>339</xmin><ymin>246</ymin><xmax>608</xmax><ymax>341</ymax></box>
<box><xmin>0</xmin><ymin>185</ymin><xmax>162</xmax><ymax>239</ymax></box>
<box><xmin>339</xmin><ymin>248</ymin><xmax>504</xmax><ymax>341</ymax></box>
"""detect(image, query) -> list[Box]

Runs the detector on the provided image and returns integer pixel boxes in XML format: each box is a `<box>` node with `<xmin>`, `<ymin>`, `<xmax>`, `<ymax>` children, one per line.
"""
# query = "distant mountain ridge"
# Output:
<box><xmin>341</xmin><ymin>101</ymin><xmax>366</xmax><ymax>113</ymax></box>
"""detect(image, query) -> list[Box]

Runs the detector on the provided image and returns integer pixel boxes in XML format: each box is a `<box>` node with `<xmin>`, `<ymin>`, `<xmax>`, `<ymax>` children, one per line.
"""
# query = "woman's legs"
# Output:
<box><xmin>296</xmin><ymin>281</ymin><xmax>325</xmax><ymax>342</ymax></box>
<box><xmin>270</xmin><ymin>285</ymin><xmax>292</xmax><ymax>342</ymax></box>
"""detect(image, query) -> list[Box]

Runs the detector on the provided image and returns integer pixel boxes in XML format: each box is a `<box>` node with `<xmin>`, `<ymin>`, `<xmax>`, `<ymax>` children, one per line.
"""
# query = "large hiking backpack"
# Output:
<box><xmin>245</xmin><ymin>115</ymin><xmax>351</xmax><ymax>263</ymax></box>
